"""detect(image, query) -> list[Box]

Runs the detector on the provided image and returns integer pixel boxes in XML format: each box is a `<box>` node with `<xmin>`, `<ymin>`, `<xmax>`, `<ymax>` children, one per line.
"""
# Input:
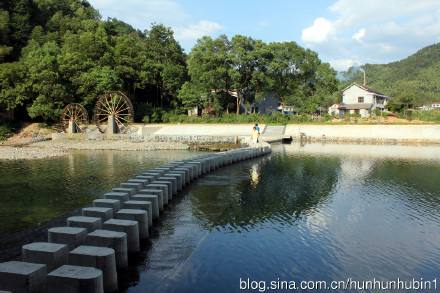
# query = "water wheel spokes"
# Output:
<box><xmin>60</xmin><ymin>103</ymin><xmax>89</xmax><ymax>133</ymax></box>
<box><xmin>93</xmin><ymin>91</ymin><xmax>134</xmax><ymax>134</ymax></box>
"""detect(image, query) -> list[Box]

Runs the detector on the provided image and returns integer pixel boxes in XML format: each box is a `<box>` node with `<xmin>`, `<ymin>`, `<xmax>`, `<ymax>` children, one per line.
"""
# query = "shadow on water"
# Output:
<box><xmin>0</xmin><ymin>149</ymin><xmax>204</xmax><ymax>262</ymax></box>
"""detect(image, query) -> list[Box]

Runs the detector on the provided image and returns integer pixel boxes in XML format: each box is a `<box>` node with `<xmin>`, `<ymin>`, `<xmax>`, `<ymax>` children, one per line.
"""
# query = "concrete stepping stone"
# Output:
<box><xmin>168</xmin><ymin>170</ymin><xmax>187</xmax><ymax>185</ymax></box>
<box><xmin>102</xmin><ymin>219</ymin><xmax>139</xmax><ymax>253</ymax></box>
<box><xmin>127</xmin><ymin>178</ymin><xmax>149</xmax><ymax>186</ymax></box>
<box><xmin>47</xmin><ymin>265</ymin><xmax>103</xmax><ymax>293</ymax></box>
<box><xmin>48</xmin><ymin>227</ymin><xmax>87</xmax><ymax>250</ymax></box>
<box><xmin>189</xmin><ymin>162</ymin><xmax>204</xmax><ymax>175</ymax></box>
<box><xmin>131</xmin><ymin>194</ymin><xmax>159</xmax><ymax>219</ymax></box>
<box><xmin>138</xmin><ymin>189</ymin><xmax>164</xmax><ymax>211</ymax></box>
<box><xmin>0</xmin><ymin>261</ymin><xmax>46</xmax><ymax>293</ymax></box>
<box><xmin>115</xmin><ymin>209</ymin><xmax>149</xmax><ymax>239</ymax></box>
<box><xmin>123</xmin><ymin>201</ymin><xmax>152</xmax><ymax>227</ymax></box>
<box><xmin>112</xmin><ymin>187</ymin><xmax>136</xmax><ymax>196</ymax></box>
<box><xmin>175</xmin><ymin>167</ymin><xmax>193</xmax><ymax>181</ymax></box>
<box><xmin>102</xmin><ymin>192</ymin><xmax>129</xmax><ymax>202</ymax></box>
<box><xmin>135</xmin><ymin>175</ymin><xmax>155</xmax><ymax>182</ymax></box>
<box><xmin>120</xmin><ymin>182</ymin><xmax>143</xmax><ymax>192</ymax></box>
<box><xmin>142</xmin><ymin>172</ymin><xmax>162</xmax><ymax>178</ymax></box>
<box><xmin>158</xmin><ymin>177</ymin><xmax>177</xmax><ymax>195</ymax></box>
<box><xmin>81</xmin><ymin>207</ymin><xmax>113</xmax><ymax>221</ymax></box>
<box><xmin>165</xmin><ymin>173</ymin><xmax>183</xmax><ymax>191</ymax></box>
<box><xmin>182</xmin><ymin>165</ymin><xmax>197</xmax><ymax>180</ymax></box>
<box><xmin>69</xmin><ymin>246</ymin><xmax>117</xmax><ymax>292</ymax></box>
<box><xmin>146</xmin><ymin>184</ymin><xmax>169</xmax><ymax>204</ymax></box>
<box><xmin>93</xmin><ymin>199</ymin><xmax>121</xmax><ymax>211</ymax></box>
<box><xmin>67</xmin><ymin>216</ymin><xmax>102</xmax><ymax>232</ymax></box>
<box><xmin>152</xmin><ymin>181</ymin><xmax>172</xmax><ymax>200</ymax></box>
<box><xmin>22</xmin><ymin>242</ymin><xmax>69</xmax><ymax>271</ymax></box>
<box><xmin>85</xmin><ymin>230</ymin><xmax>128</xmax><ymax>269</ymax></box>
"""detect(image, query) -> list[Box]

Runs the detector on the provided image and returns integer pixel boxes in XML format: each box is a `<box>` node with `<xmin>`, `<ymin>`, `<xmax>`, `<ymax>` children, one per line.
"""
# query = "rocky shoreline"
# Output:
<box><xmin>0</xmin><ymin>140</ymin><xmax>190</xmax><ymax>160</ymax></box>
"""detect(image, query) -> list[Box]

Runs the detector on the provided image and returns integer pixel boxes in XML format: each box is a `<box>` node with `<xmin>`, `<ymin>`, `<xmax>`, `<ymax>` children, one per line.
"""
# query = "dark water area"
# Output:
<box><xmin>0</xmin><ymin>150</ymin><xmax>204</xmax><ymax>260</ymax></box>
<box><xmin>121</xmin><ymin>143</ymin><xmax>440</xmax><ymax>292</ymax></box>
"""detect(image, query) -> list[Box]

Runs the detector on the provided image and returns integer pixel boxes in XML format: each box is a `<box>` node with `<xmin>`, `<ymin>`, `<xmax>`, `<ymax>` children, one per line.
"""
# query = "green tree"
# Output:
<box><xmin>23</xmin><ymin>41</ymin><xmax>67</xmax><ymax>120</ymax></box>
<box><xmin>144</xmin><ymin>24</ymin><xmax>187</xmax><ymax>107</ymax></box>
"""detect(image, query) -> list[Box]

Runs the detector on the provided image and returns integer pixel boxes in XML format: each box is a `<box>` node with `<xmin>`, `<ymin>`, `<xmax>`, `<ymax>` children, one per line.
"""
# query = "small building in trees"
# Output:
<box><xmin>419</xmin><ymin>102</ymin><xmax>440</xmax><ymax>111</ymax></box>
<box><xmin>188</xmin><ymin>106</ymin><xmax>201</xmax><ymax>116</ymax></box>
<box><xmin>277</xmin><ymin>104</ymin><xmax>297</xmax><ymax>115</ymax></box>
<box><xmin>256</xmin><ymin>92</ymin><xmax>280</xmax><ymax>114</ymax></box>
<box><xmin>329</xmin><ymin>83</ymin><xmax>390</xmax><ymax>117</ymax></box>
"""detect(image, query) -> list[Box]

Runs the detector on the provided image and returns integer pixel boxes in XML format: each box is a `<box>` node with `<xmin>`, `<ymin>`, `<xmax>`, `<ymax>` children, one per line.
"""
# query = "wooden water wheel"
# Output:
<box><xmin>60</xmin><ymin>103</ymin><xmax>88</xmax><ymax>133</ymax></box>
<box><xmin>93</xmin><ymin>91</ymin><xmax>134</xmax><ymax>133</ymax></box>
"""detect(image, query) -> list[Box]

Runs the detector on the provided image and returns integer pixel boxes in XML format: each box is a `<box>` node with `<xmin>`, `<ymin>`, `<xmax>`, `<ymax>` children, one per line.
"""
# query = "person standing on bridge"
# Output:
<box><xmin>252</xmin><ymin>125</ymin><xmax>260</xmax><ymax>144</ymax></box>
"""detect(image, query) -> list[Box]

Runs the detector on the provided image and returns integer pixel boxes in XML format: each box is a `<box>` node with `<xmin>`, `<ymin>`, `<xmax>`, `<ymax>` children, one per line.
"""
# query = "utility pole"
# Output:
<box><xmin>359</xmin><ymin>67</ymin><xmax>366</xmax><ymax>86</ymax></box>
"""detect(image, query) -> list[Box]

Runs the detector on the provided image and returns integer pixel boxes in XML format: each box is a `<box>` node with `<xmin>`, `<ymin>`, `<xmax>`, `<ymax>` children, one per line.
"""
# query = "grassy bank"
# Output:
<box><xmin>156</xmin><ymin>112</ymin><xmax>440</xmax><ymax>125</ymax></box>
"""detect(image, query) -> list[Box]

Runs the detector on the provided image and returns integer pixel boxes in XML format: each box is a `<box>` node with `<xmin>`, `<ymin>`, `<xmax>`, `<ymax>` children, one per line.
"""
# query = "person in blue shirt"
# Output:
<box><xmin>255</xmin><ymin>123</ymin><xmax>260</xmax><ymax>134</ymax></box>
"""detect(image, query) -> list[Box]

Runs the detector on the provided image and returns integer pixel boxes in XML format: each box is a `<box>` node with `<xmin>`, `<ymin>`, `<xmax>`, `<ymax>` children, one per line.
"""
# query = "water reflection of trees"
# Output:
<box><xmin>191</xmin><ymin>155</ymin><xmax>341</xmax><ymax>229</ymax></box>
<box><xmin>367</xmin><ymin>160</ymin><xmax>440</xmax><ymax>211</ymax></box>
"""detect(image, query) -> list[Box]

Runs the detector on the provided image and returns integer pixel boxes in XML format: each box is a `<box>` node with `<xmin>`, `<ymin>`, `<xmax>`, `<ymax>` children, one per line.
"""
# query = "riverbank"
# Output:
<box><xmin>140</xmin><ymin>123</ymin><xmax>440</xmax><ymax>144</ymax></box>
<box><xmin>0</xmin><ymin>140</ymin><xmax>189</xmax><ymax>160</ymax></box>
<box><xmin>2</xmin><ymin>122</ymin><xmax>440</xmax><ymax>160</ymax></box>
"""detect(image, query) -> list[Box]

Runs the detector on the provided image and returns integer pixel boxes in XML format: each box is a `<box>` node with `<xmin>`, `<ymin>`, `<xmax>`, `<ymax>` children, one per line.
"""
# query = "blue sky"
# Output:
<box><xmin>89</xmin><ymin>0</ymin><xmax>440</xmax><ymax>71</ymax></box>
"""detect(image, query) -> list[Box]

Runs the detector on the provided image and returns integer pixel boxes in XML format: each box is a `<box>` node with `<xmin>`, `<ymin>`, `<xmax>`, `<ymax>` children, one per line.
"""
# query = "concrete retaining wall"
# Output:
<box><xmin>53</xmin><ymin>123</ymin><xmax>440</xmax><ymax>144</ymax></box>
<box><xmin>285</xmin><ymin>124</ymin><xmax>440</xmax><ymax>143</ymax></box>
<box><xmin>150</xmin><ymin>124</ymin><xmax>263</xmax><ymax>137</ymax></box>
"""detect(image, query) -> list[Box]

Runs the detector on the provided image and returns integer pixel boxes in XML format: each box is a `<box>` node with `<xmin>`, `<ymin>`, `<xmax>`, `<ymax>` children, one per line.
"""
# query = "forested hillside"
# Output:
<box><xmin>0</xmin><ymin>0</ymin><xmax>338</xmax><ymax>123</ymax></box>
<box><xmin>342</xmin><ymin>43</ymin><xmax>440</xmax><ymax>109</ymax></box>
<box><xmin>0</xmin><ymin>0</ymin><xmax>187</xmax><ymax>121</ymax></box>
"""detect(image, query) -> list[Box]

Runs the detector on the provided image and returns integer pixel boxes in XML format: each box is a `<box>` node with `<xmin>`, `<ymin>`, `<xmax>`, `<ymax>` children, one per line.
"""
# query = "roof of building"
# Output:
<box><xmin>342</xmin><ymin>83</ymin><xmax>390</xmax><ymax>98</ymax></box>
<box><xmin>339</xmin><ymin>103</ymin><xmax>373</xmax><ymax>110</ymax></box>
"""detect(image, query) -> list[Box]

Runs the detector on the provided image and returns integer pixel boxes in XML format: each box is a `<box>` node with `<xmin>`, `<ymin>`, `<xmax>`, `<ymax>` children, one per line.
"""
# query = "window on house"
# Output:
<box><xmin>358</xmin><ymin>97</ymin><xmax>364</xmax><ymax>103</ymax></box>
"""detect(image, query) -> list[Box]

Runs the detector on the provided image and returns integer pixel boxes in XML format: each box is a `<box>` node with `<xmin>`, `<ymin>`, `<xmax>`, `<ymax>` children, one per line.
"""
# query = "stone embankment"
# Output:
<box><xmin>0</xmin><ymin>143</ymin><xmax>271</xmax><ymax>293</ymax></box>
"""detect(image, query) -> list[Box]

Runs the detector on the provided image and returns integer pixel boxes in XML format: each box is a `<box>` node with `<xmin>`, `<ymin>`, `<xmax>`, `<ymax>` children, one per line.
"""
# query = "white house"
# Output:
<box><xmin>328</xmin><ymin>83</ymin><xmax>391</xmax><ymax>118</ymax></box>
<box><xmin>419</xmin><ymin>102</ymin><xmax>440</xmax><ymax>111</ymax></box>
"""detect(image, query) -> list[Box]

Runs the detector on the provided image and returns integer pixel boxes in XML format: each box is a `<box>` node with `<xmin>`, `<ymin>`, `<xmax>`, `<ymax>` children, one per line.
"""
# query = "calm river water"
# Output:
<box><xmin>1</xmin><ymin>143</ymin><xmax>440</xmax><ymax>292</ymax></box>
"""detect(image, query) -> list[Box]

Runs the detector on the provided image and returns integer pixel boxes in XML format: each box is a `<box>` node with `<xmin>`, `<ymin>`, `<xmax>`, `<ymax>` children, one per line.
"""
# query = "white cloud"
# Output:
<box><xmin>301</xmin><ymin>17</ymin><xmax>334</xmax><ymax>44</ymax></box>
<box><xmin>175</xmin><ymin>20</ymin><xmax>223</xmax><ymax>41</ymax></box>
<box><xmin>301</xmin><ymin>0</ymin><xmax>440</xmax><ymax>70</ymax></box>
<box><xmin>352</xmin><ymin>28</ymin><xmax>365</xmax><ymax>42</ymax></box>
<box><xmin>89</xmin><ymin>0</ymin><xmax>223</xmax><ymax>51</ymax></box>
<box><xmin>329</xmin><ymin>58</ymin><xmax>360</xmax><ymax>71</ymax></box>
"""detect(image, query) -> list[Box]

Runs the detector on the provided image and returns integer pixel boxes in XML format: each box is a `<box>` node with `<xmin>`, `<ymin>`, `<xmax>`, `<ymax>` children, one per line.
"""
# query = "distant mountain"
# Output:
<box><xmin>341</xmin><ymin>43</ymin><xmax>440</xmax><ymax>105</ymax></box>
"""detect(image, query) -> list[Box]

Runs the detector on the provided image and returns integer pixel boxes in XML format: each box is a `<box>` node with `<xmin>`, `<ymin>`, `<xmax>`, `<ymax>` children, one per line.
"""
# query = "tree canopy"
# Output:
<box><xmin>179</xmin><ymin>35</ymin><xmax>338</xmax><ymax>114</ymax></box>
<box><xmin>0</xmin><ymin>0</ymin><xmax>187</xmax><ymax>120</ymax></box>
<box><xmin>1</xmin><ymin>0</ymin><xmax>338</xmax><ymax>121</ymax></box>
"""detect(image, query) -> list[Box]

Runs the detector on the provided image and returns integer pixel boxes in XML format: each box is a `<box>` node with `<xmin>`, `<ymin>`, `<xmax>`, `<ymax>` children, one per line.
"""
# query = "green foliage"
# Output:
<box><xmin>157</xmin><ymin>112</ymin><xmax>329</xmax><ymax>125</ymax></box>
<box><xmin>0</xmin><ymin>1</ymin><xmax>186</xmax><ymax>121</ymax></box>
<box><xmin>0</xmin><ymin>0</ymin><xmax>340</xmax><ymax>122</ymax></box>
<box><xmin>398</xmin><ymin>110</ymin><xmax>440</xmax><ymax>122</ymax></box>
<box><xmin>183</xmin><ymin>36</ymin><xmax>339</xmax><ymax>115</ymax></box>
<box><xmin>0</xmin><ymin>123</ymin><xmax>13</xmax><ymax>140</ymax></box>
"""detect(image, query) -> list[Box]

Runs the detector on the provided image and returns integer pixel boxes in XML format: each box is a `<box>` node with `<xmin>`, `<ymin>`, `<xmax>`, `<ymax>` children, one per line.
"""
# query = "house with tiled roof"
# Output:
<box><xmin>328</xmin><ymin>83</ymin><xmax>391</xmax><ymax>117</ymax></box>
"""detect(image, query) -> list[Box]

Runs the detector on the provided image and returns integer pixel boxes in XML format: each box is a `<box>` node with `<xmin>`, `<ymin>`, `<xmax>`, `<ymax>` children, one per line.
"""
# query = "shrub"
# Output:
<box><xmin>0</xmin><ymin>124</ymin><xmax>13</xmax><ymax>141</ymax></box>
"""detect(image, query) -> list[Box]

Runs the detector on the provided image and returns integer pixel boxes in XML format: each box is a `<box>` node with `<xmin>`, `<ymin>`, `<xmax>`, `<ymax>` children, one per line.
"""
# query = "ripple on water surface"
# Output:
<box><xmin>127</xmin><ymin>143</ymin><xmax>440</xmax><ymax>293</ymax></box>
